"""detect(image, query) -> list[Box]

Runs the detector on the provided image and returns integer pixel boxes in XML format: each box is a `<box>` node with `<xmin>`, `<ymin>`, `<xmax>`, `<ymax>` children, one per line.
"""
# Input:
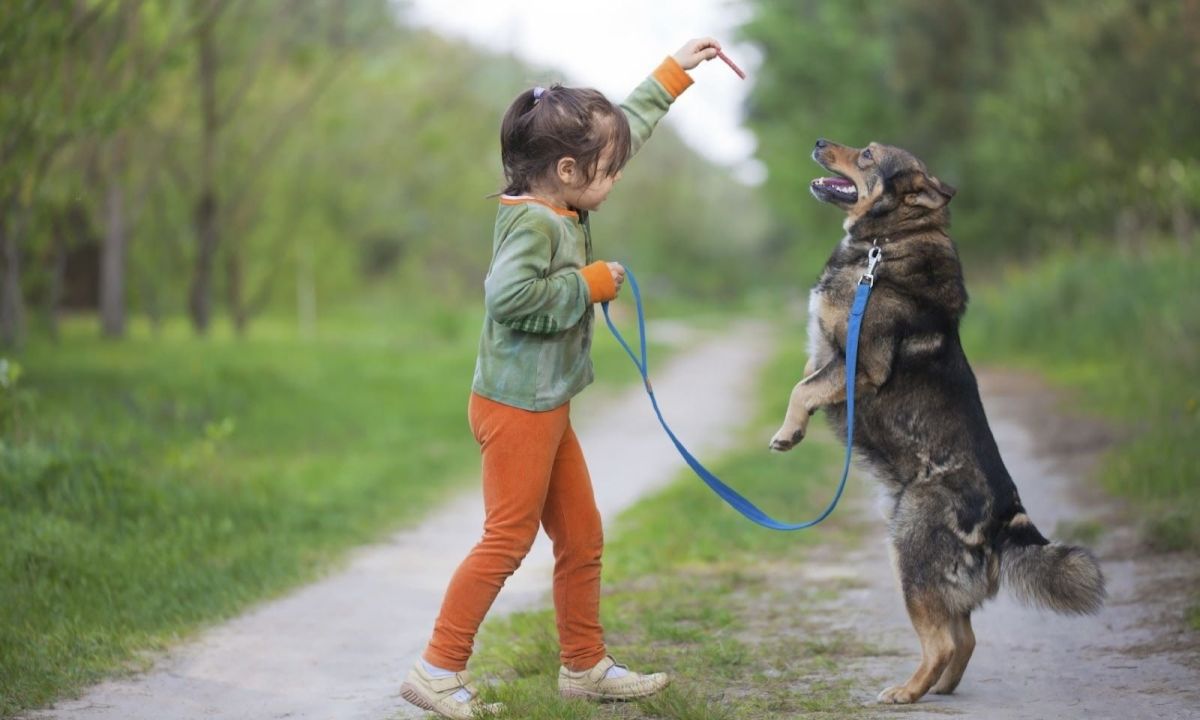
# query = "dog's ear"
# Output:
<box><xmin>905</xmin><ymin>173</ymin><xmax>956</xmax><ymax>209</ymax></box>
<box><xmin>935</xmin><ymin>176</ymin><xmax>957</xmax><ymax>199</ymax></box>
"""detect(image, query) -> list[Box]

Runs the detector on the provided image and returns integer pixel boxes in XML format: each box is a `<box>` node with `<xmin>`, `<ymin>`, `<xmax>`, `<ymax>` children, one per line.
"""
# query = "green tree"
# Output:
<box><xmin>740</xmin><ymin>0</ymin><xmax>1199</xmax><ymax>263</ymax></box>
<box><xmin>1</xmin><ymin>1</ymin><xmax>188</xmax><ymax>344</ymax></box>
<box><xmin>5</xmin><ymin>2</ymin><xmax>765</xmax><ymax>342</ymax></box>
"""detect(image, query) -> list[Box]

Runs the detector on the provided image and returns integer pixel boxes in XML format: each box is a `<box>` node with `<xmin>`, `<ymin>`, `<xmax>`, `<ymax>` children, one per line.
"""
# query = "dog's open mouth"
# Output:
<box><xmin>811</xmin><ymin>176</ymin><xmax>858</xmax><ymax>202</ymax></box>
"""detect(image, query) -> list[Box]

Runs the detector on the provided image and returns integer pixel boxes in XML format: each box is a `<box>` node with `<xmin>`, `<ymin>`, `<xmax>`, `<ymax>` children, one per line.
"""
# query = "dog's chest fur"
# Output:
<box><xmin>807</xmin><ymin>235</ymin><xmax>990</xmax><ymax>494</ymax></box>
<box><xmin>805</xmin><ymin>241</ymin><xmax>870</xmax><ymax>367</ymax></box>
<box><xmin>804</xmin><ymin>235</ymin><xmax>1023</xmax><ymax>589</ymax></box>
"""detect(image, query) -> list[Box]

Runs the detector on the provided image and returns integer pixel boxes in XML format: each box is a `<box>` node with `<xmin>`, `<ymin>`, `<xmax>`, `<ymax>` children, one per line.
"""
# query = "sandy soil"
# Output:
<box><xmin>793</xmin><ymin>370</ymin><xmax>1200</xmax><ymax>720</ymax></box>
<box><xmin>24</xmin><ymin>320</ymin><xmax>774</xmax><ymax>720</ymax></box>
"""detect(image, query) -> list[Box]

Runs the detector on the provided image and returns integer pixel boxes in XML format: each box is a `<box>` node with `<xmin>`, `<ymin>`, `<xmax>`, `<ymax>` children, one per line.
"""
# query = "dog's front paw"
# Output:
<box><xmin>877</xmin><ymin>685</ymin><xmax>920</xmax><ymax>705</ymax></box>
<box><xmin>768</xmin><ymin>426</ymin><xmax>805</xmax><ymax>452</ymax></box>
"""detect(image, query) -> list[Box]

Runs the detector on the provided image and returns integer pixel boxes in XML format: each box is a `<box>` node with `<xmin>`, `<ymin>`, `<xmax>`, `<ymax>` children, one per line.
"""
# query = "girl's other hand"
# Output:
<box><xmin>673</xmin><ymin>37</ymin><xmax>721</xmax><ymax>70</ymax></box>
<box><xmin>606</xmin><ymin>262</ymin><xmax>626</xmax><ymax>291</ymax></box>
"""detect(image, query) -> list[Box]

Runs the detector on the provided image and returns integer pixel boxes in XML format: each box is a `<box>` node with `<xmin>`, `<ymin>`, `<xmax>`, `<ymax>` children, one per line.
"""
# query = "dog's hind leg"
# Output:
<box><xmin>930</xmin><ymin>612</ymin><xmax>975</xmax><ymax>695</ymax></box>
<box><xmin>878</xmin><ymin>591</ymin><xmax>956</xmax><ymax>704</ymax></box>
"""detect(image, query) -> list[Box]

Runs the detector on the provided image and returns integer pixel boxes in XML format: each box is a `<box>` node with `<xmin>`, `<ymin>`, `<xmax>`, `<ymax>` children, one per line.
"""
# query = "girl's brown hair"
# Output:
<box><xmin>499</xmin><ymin>84</ymin><xmax>632</xmax><ymax>197</ymax></box>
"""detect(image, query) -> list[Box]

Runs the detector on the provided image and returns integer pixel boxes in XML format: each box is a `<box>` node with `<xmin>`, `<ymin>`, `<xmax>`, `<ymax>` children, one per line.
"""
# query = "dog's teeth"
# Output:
<box><xmin>815</xmin><ymin>178</ymin><xmax>856</xmax><ymax>197</ymax></box>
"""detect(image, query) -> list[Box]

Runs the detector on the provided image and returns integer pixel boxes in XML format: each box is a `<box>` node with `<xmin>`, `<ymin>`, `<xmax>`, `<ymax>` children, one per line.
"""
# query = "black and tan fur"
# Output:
<box><xmin>770</xmin><ymin>139</ymin><xmax>1105</xmax><ymax>704</ymax></box>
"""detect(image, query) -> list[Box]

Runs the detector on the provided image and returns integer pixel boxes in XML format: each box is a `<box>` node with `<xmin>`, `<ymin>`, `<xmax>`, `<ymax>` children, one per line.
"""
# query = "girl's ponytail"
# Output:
<box><xmin>500</xmin><ymin>85</ymin><xmax>555</xmax><ymax>196</ymax></box>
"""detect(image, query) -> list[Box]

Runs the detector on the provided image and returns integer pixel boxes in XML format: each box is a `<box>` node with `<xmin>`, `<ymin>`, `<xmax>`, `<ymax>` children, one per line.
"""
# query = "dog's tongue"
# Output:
<box><xmin>815</xmin><ymin>176</ymin><xmax>854</xmax><ymax>188</ymax></box>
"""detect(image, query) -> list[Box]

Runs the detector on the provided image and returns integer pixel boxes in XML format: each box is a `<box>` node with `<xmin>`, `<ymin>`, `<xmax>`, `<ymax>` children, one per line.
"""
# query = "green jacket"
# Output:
<box><xmin>471</xmin><ymin>57</ymin><xmax>694</xmax><ymax>411</ymax></box>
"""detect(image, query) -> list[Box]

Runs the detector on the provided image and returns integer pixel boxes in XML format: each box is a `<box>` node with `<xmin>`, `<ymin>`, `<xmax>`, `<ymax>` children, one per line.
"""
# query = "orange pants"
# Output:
<box><xmin>423</xmin><ymin>392</ymin><xmax>607</xmax><ymax>672</ymax></box>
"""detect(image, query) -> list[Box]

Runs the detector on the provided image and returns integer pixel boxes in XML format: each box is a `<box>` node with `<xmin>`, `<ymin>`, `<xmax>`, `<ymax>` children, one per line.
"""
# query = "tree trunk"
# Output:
<box><xmin>100</xmin><ymin>183</ymin><xmax>127</xmax><ymax>338</ymax></box>
<box><xmin>189</xmin><ymin>3</ymin><xmax>220</xmax><ymax>335</ymax></box>
<box><xmin>226</xmin><ymin>246</ymin><xmax>246</xmax><ymax>335</ymax></box>
<box><xmin>141</xmin><ymin>268</ymin><xmax>162</xmax><ymax>336</ymax></box>
<box><xmin>0</xmin><ymin>199</ymin><xmax>27</xmax><ymax>348</ymax></box>
<box><xmin>47</xmin><ymin>216</ymin><xmax>68</xmax><ymax>342</ymax></box>
<box><xmin>1174</xmin><ymin>202</ymin><xmax>1195</xmax><ymax>250</ymax></box>
<box><xmin>190</xmin><ymin>189</ymin><xmax>217</xmax><ymax>333</ymax></box>
<box><xmin>100</xmin><ymin>142</ymin><xmax>128</xmax><ymax>338</ymax></box>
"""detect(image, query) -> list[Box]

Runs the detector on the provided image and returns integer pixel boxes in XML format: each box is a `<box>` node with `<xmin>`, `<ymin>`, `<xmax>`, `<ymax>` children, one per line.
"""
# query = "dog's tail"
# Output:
<box><xmin>1000</xmin><ymin>512</ymin><xmax>1105</xmax><ymax>614</ymax></box>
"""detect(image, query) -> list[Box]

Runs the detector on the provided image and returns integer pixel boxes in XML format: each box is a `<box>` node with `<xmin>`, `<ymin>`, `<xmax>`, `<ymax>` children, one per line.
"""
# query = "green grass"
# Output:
<box><xmin>961</xmin><ymin>240</ymin><xmax>1199</xmax><ymax>550</ymax></box>
<box><xmin>0</xmin><ymin>301</ymin><xmax>668</xmax><ymax>719</ymax></box>
<box><xmin>469</xmin><ymin>330</ymin><xmax>874</xmax><ymax>719</ymax></box>
<box><xmin>1053</xmin><ymin>519</ymin><xmax>1104</xmax><ymax>547</ymax></box>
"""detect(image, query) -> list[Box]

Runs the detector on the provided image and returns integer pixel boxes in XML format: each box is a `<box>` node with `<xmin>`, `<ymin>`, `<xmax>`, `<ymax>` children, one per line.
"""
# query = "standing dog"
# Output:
<box><xmin>770</xmin><ymin>139</ymin><xmax>1105</xmax><ymax>704</ymax></box>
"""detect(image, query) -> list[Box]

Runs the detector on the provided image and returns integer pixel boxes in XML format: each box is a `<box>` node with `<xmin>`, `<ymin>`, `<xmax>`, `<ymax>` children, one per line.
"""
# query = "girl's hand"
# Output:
<box><xmin>673</xmin><ymin>37</ymin><xmax>721</xmax><ymax>71</ymax></box>
<box><xmin>607</xmin><ymin>262</ymin><xmax>626</xmax><ymax>292</ymax></box>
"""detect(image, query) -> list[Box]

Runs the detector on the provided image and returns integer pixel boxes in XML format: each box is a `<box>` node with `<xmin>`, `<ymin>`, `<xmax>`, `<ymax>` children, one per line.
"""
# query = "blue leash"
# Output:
<box><xmin>600</xmin><ymin>247</ymin><xmax>882</xmax><ymax>531</ymax></box>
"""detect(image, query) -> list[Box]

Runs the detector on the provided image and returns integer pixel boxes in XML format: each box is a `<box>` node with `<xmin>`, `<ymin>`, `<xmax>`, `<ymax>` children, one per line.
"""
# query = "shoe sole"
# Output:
<box><xmin>401</xmin><ymin>682</ymin><xmax>498</xmax><ymax>719</ymax></box>
<box><xmin>559</xmin><ymin>680</ymin><xmax>670</xmax><ymax>701</ymax></box>
<box><xmin>399</xmin><ymin>681</ymin><xmax>438</xmax><ymax>713</ymax></box>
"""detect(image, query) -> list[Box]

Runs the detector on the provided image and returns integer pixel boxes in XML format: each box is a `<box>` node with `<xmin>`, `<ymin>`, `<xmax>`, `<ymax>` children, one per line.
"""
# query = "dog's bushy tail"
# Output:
<box><xmin>1000</xmin><ymin>513</ymin><xmax>1106</xmax><ymax>615</ymax></box>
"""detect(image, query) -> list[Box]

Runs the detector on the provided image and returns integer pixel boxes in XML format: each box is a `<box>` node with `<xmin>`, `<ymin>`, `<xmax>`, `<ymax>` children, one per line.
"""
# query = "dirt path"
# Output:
<box><xmin>26</xmin><ymin>321</ymin><xmax>774</xmax><ymax>720</ymax></box>
<box><xmin>802</xmin><ymin>370</ymin><xmax>1200</xmax><ymax>720</ymax></box>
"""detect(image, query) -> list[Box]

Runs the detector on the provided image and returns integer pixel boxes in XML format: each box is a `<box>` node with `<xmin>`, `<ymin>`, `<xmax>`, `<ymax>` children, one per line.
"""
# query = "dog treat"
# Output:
<box><xmin>715</xmin><ymin>49</ymin><xmax>745</xmax><ymax>79</ymax></box>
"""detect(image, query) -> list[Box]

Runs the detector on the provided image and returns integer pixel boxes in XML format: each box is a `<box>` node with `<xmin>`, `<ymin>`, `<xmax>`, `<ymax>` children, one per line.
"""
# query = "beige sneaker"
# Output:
<box><xmin>399</xmin><ymin>662</ymin><xmax>503</xmax><ymax>719</ymax></box>
<box><xmin>558</xmin><ymin>655</ymin><xmax>669</xmax><ymax>700</ymax></box>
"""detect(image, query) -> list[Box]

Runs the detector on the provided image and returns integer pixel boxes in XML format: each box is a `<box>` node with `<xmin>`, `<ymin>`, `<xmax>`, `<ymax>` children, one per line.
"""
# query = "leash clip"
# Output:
<box><xmin>860</xmin><ymin>245</ymin><xmax>883</xmax><ymax>287</ymax></box>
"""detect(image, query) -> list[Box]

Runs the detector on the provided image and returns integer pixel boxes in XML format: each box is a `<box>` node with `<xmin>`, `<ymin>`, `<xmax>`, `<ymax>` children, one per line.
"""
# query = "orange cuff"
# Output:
<box><xmin>580</xmin><ymin>261</ymin><xmax>617</xmax><ymax>303</ymax></box>
<box><xmin>653</xmin><ymin>56</ymin><xmax>693</xmax><ymax>98</ymax></box>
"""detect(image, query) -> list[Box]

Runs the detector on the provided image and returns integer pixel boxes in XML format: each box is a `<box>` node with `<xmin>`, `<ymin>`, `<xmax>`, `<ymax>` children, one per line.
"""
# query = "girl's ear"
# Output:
<box><xmin>555</xmin><ymin>157</ymin><xmax>576</xmax><ymax>185</ymax></box>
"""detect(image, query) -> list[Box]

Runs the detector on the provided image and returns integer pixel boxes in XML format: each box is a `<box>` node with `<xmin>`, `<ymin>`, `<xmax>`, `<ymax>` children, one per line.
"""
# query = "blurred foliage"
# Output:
<box><xmin>7</xmin><ymin>0</ymin><xmax>1195</xmax><ymax>335</ymax></box>
<box><xmin>0</xmin><ymin>0</ymin><xmax>767</xmax><ymax>344</ymax></box>
<box><xmin>3</xmin><ymin>0</ymin><xmax>1197</xmax><ymax>332</ymax></box>
<box><xmin>741</xmin><ymin>0</ymin><xmax>1200</xmax><ymax>268</ymax></box>
<box><xmin>962</xmin><ymin>242</ymin><xmax>1199</xmax><ymax>547</ymax></box>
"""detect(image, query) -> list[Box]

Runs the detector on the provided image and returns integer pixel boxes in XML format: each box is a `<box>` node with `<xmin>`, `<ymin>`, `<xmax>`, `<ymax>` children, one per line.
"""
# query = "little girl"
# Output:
<box><xmin>401</xmin><ymin>38</ymin><xmax>724</xmax><ymax>719</ymax></box>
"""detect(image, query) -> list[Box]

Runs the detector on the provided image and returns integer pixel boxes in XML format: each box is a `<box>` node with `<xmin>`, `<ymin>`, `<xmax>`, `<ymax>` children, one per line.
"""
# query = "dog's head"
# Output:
<box><xmin>809</xmin><ymin>139</ymin><xmax>956</xmax><ymax>234</ymax></box>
